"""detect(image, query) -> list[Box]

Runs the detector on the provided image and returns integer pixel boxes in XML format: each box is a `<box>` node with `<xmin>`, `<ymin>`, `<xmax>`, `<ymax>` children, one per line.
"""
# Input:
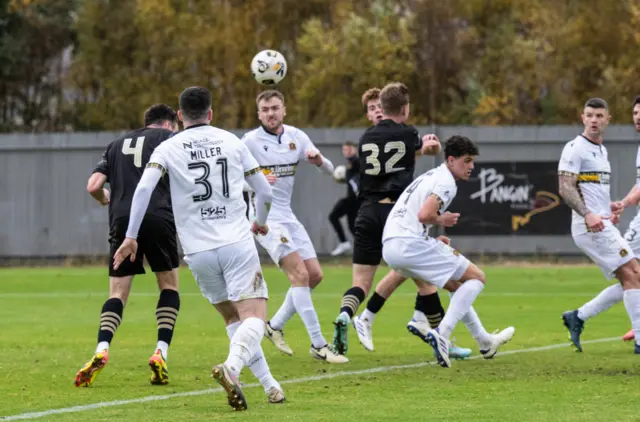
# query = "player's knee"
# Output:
<box><xmin>286</xmin><ymin>264</ymin><xmax>310</xmax><ymax>287</ymax></box>
<box><xmin>462</xmin><ymin>263</ymin><xmax>486</xmax><ymax>284</ymax></box>
<box><xmin>308</xmin><ymin>268</ymin><xmax>323</xmax><ymax>288</ymax></box>
<box><xmin>156</xmin><ymin>270</ymin><xmax>179</xmax><ymax>291</ymax></box>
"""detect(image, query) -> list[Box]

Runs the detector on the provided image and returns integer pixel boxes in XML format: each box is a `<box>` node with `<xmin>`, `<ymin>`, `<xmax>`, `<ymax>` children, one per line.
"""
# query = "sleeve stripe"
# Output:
<box><xmin>244</xmin><ymin>167</ymin><xmax>260</xmax><ymax>177</ymax></box>
<box><xmin>429</xmin><ymin>193</ymin><xmax>444</xmax><ymax>208</ymax></box>
<box><xmin>146</xmin><ymin>162</ymin><xmax>166</xmax><ymax>175</ymax></box>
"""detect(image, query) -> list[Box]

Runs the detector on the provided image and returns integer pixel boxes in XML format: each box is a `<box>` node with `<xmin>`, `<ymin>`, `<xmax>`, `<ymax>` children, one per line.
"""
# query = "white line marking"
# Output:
<box><xmin>0</xmin><ymin>336</ymin><xmax>620</xmax><ymax>421</ymax></box>
<box><xmin>0</xmin><ymin>292</ymin><xmax>602</xmax><ymax>299</ymax></box>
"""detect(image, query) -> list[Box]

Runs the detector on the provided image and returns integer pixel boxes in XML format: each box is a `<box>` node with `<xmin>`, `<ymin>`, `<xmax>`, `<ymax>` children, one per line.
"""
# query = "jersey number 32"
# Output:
<box><xmin>362</xmin><ymin>141</ymin><xmax>407</xmax><ymax>175</ymax></box>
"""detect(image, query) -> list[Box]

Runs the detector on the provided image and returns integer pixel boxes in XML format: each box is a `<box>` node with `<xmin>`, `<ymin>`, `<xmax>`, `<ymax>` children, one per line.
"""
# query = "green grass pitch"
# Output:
<box><xmin>0</xmin><ymin>265</ymin><xmax>637</xmax><ymax>421</ymax></box>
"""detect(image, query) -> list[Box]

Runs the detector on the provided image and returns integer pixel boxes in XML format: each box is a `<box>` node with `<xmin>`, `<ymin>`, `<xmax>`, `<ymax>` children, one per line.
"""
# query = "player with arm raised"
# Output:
<box><xmin>75</xmin><ymin>104</ymin><xmax>181</xmax><ymax>388</ymax></box>
<box><xmin>114</xmin><ymin>87</ymin><xmax>283</xmax><ymax>410</ymax></box>
<box><xmin>242</xmin><ymin>90</ymin><xmax>347</xmax><ymax>364</ymax></box>
<box><xmin>559</xmin><ymin>98</ymin><xmax>640</xmax><ymax>354</ymax></box>
<box><xmin>382</xmin><ymin>136</ymin><xmax>514</xmax><ymax>368</ymax></box>
<box><xmin>330</xmin><ymin>84</ymin><xmax>471</xmax><ymax>360</ymax></box>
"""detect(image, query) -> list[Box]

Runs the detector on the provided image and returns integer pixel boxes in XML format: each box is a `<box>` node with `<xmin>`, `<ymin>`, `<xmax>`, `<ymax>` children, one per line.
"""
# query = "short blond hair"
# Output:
<box><xmin>256</xmin><ymin>90</ymin><xmax>285</xmax><ymax>108</ymax></box>
<box><xmin>361</xmin><ymin>88</ymin><xmax>381</xmax><ymax>109</ymax></box>
<box><xmin>380</xmin><ymin>82</ymin><xmax>409</xmax><ymax>115</ymax></box>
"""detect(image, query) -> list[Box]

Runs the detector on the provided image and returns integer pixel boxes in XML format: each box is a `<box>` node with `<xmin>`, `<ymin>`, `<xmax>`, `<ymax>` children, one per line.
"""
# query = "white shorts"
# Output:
<box><xmin>382</xmin><ymin>237</ymin><xmax>470</xmax><ymax>288</ymax></box>
<box><xmin>573</xmin><ymin>225</ymin><xmax>634</xmax><ymax>279</ymax></box>
<box><xmin>624</xmin><ymin>214</ymin><xmax>640</xmax><ymax>257</ymax></box>
<box><xmin>255</xmin><ymin>219</ymin><xmax>317</xmax><ymax>265</ymax></box>
<box><xmin>183</xmin><ymin>238</ymin><xmax>268</xmax><ymax>305</ymax></box>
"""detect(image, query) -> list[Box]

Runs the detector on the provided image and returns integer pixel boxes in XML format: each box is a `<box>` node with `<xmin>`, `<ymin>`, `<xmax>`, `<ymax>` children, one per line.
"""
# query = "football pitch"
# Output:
<box><xmin>1</xmin><ymin>264</ymin><xmax>638</xmax><ymax>421</ymax></box>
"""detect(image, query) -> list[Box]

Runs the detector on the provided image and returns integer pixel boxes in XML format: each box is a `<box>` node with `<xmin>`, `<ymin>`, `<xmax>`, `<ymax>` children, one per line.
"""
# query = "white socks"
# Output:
<box><xmin>156</xmin><ymin>341</ymin><xmax>169</xmax><ymax>360</ymax></box>
<box><xmin>438</xmin><ymin>279</ymin><xmax>484</xmax><ymax>339</ymax></box>
<box><xmin>460</xmin><ymin>306</ymin><xmax>492</xmax><ymax>347</ymax></box>
<box><xmin>96</xmin><ymin>341</ymin><xmax>109</xmax><ymax>354</ymax></box>
<box><xmin>412</xmin><ymin>310</ymin><xmax>428</xmax><ymax>323</ymax></box>
<box><xmin>623</xmin><ymin>289</ymin><xmax>640</xmax><ymax>346</ymax></box>
<box><xmin>291</xmin><ymin>287</ymin><xmax>327</xmax><ymax>349</ymax></box>
<box><xmin>577</xmin><ymin>283</ymin><xmax>624</xmax><ymax>321</ymax></box>
<box><xmin>270</xmin><ymin>288</ymin><xmax>296</xmax><ymax>330</ymax></box>
<box><xmin>225</xmin><ymin>317</ymin><xmax>265</xmax><ymax>378</ymax></box>
<box><xmin>226</xmin><ymin>321</ymin><xmax>280</xmax><ymax>392</ymax></box>
<box><xmin>360</xmin><ymin>309</ymin><xmax>376</xmax><ymax>324</ymax></box>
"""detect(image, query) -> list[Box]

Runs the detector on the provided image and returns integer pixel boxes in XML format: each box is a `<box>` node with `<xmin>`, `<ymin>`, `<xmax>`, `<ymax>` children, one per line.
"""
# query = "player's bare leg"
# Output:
<box><xmin>75</xmin><ymin>276</ymin><xmax>132</xmax><ymax>387</ymax></box>
<box><xmin>623</xmin><ymin>329</ymin><xmax>635</xmax><ymax>341</ymax></box>
<box><xmin>215</xmin><ymin>302</ymin><xmax>285</xmax><ymax>404</ymax></box>
<box><xmin>148</xmin><ymin>269</ymin><xmax>180</xmax><ymax>385</ymax></box>
<box><xmin>332</xmin><ymin>264</ymin><xmax>376</xmax><ymax>354</ymax></box>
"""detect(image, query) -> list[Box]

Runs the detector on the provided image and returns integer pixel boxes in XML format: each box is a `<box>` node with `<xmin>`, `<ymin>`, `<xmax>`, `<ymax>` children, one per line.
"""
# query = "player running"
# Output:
<box><xmin>75</xmin><ymin>104</ymin><xmax>181</xmax><ymax>387</ymax></box>
<box><xmin>559</xmin><ymin>98</ymin><xmax>640</xmax><ymax>353</ymax></box>
<box><xmin>114</xmin><ymin>86</ymin><xmax>283</xmax><ymax>410</ymax></box>
<box><xmin>242</xmin><ymin>90</ymin><xmax>347</xmax><ymax>363</ymax></box>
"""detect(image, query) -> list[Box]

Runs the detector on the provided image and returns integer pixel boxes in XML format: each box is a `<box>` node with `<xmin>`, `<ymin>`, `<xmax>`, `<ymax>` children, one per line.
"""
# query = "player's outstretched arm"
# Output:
<box><xmin>558</xmin><ymin>173</ymin><xmax>590</xmax><ymax>216</ymax></box>
<box><xmin>245</xmin><ymin>171</ymin><xmax>273</xmax><ymax>227</ymax></box>
<box><xmin>306</xmin><ymin>149</ymin><xmax>335</xmax><ymax>175</ymax></box>
<box><xmin>86</xmin><ymin>172</ymin><xmax>110</xmax><ymax>206</ymax></box>
<box><xmin>618</xmin><ymin>185</ymin><xmax>640</xmax><ymax>209</ymax></box>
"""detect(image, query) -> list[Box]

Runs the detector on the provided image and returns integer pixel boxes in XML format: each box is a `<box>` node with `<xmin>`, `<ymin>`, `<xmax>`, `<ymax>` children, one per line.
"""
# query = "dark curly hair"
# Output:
<box><xmin>444</xmin><ymin>135</ymin><xmax>479</xmax><ymax>158</ymax></box>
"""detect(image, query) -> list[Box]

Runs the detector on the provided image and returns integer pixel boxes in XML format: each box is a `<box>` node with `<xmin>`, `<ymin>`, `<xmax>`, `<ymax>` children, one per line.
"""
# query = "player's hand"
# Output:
<box><xmin>611</xmin><ymin>212</ymin><xmax>621</xmax><ymax>225</ymax></box>
<box><xmin>113</xmin><ymin>238</ymin><xmax>138</xmax><ymax>270</ymax></box>
<box><xmin>266</xmin><ymin>174</ymin><xmax>277</xmax><ymax>185</ymax></box>
<box><xmin>100</xmin><ymin>188</ymin><xmax>110</xmax><ymax>206</ymax></box>
<box><xmin>436</xmin><ymin>211</ymin><xmax>460</xmax><ymax>227</ymax></box>
<box><xmin>251</xmin><ymin>221</ymin><xmax>269</xmax><ymax>235</ymax></box>
<box><xmin>585</xmin><ymin>212</ymin><xmax>606</xmax><ymax>232</ymax></box>
<box><xmin>610</xmin><ymin>201</ymin><xmax>625</xmax><ymax>214</ymax></box>
<box><xmin>436</xmin><ymin>235</ymin><xmax>451</xmax><ymax>245</ymax></box>
<box><xmin>421</xmin><ymin>134</ymin><xmax>441</xmax><ymax>156</ymax></box>
<box><xmin>306</xmin><ymin>149</ymin><xmax>323</xmax><ymax>166</ymax></box>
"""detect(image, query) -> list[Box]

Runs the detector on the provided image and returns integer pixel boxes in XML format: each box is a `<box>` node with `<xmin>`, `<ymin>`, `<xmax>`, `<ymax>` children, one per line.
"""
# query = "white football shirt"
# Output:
<box><xmin>383</xmin><ymin>163</ymin><xmax>457</xmax><ymax>241</ymax></box>
<box><xmin>242</xmin><ymin>124</ymin><xmax>318</xmax><ymax>221</ymax></box>
<box><xmin>558</xmin><ymin>135</ymin><xmax>612</xmax><ymax>235</ymax></box>
<box><xmin>148</xmin><ymin>124</ymin><xmax>261</xmax><ymax>254</ymax></box>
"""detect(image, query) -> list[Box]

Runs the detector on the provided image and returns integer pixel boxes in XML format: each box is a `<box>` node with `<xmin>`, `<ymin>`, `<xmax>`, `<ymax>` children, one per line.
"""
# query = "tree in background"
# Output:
<box><xmin>0</xmin><ymin>0</ymin><xmax>76</xmax><ymax>132</ymax></box>
<box><xmin>2</xmin><ymin>0</ymin><xmax>640</xmax><ymax>131</ymax></box>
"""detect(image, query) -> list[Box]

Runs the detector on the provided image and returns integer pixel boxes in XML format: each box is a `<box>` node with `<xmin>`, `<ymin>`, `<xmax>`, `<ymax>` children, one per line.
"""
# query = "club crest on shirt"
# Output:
<box><xmin>289</xmin><ymin>142</ymin><xmax>296</xmax><ymax>150</ymax></box>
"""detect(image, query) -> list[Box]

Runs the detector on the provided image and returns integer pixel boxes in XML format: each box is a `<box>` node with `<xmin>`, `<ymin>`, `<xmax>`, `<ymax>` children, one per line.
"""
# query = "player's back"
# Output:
<box><xmin>103</xmin><ymin>127</ymin><xmax>174</xmax><ymax>225</ymax></box>
<box><xmin>383</xmin><ymin>164</ymin><xmax>457</xmax><ymax>241</ymax></box>
<box><xmin>149</xmin><ymin>125</ymin><xmax>255</xmax><ymax>255</ymax></box>
<box><xmin>358</xmin><ymin>119</ymin><xmax>422</xmax><ymax>203</ymax></box>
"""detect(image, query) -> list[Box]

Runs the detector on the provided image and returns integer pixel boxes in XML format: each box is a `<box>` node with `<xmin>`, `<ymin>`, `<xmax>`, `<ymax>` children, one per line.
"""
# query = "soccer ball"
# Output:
<box><xmin>251</xmin><ymin>50</ymin><xmax>287</xmax><ymax>86</ymax></box>
<box><xmin>333</xmin><ymin>165</ymin><xmax>347</xmax><ymax>181</ymax></box>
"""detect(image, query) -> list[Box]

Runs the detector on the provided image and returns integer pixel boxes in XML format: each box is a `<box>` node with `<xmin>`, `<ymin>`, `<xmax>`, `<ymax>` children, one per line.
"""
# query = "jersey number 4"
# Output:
<box><xmin>362</xmin><ymin>141</ymin><xmax>407</xmax><ymax>175</ymax></box>
<box><xmin>122</xmin><ymin>137</ymin><xmax>145</xmax><ymax>167</ymax></box>
<box><xmin>188</xmin><ymin>159</ymin><xmax>229</xmax><ymax>202</ymax></box>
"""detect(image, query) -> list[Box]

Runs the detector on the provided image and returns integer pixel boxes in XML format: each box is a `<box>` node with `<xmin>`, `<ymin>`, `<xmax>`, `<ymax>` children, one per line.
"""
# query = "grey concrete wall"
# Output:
<box><xmin>1</xmin><ymin>125</ymin><xmax>638</xmax><ymax>258</ymax></box>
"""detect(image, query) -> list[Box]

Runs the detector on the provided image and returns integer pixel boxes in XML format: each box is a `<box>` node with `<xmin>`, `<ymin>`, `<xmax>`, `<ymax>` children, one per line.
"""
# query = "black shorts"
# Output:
<box><xmin>108</xmin><ymin>216</ymin><xmax>179</xmax><ymax>277</ymax></box>
<box><xmin>352</xmin><ymin>201</ymin><xmax>395</xmax><ymax>266</ymax></box>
